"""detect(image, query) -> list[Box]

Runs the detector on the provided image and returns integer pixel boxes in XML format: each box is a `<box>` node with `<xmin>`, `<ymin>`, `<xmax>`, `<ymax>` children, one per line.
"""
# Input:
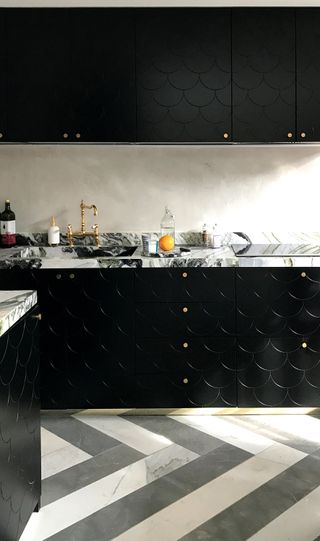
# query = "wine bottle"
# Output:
<box><xmin>1</xmin><ymin>200</ymin><xmax>16</xmax><ymax>247</ymax></box>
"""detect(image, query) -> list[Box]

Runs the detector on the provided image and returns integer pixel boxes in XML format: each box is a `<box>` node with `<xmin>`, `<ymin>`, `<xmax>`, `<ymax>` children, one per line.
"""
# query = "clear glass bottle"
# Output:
<box><xmin>160</xmin><ymin>206</ymin><xmax>175</xmax><ymax>251</ymax></box>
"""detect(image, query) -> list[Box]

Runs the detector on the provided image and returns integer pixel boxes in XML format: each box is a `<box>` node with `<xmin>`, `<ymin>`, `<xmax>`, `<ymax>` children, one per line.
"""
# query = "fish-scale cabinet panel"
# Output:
<box><xmin>136</xmin><ymin>302</ymin><xmax>235</xmax><ymax>338</ymax></box>
<box><xmin>237</xmin><ymin>336</ymin><xmax>320</xmax><ymax>407</ymax></box>
<box><xmin>135</xmin><ymin>268</ymin><xmax>235</xmax><ymax>303</ymax></box>
<box><xmin>39</xmin><ymin>270</ymin><xmax>135</xmax><ymax>409</ymax></box>
<box><xmin>236</xmin><ymin>268</ymin><xmax>320</xmax><ymax>337</ymax></box>
<box><xmin>232</xmin><ymin>8</ymin><xmax>296</xmax><ymax>143</ymax></box>
<box><xmin>0</xmin><ymin>306</ymin><xmax>40</xmax><ymax>541</ymax></box>
<box><xmin>136</xmin><ymin>360</ymin><xmax>237</xmax><ymax>408</ymax></box>
<box><xmin>136</xmin><ymin>8</ymin><xmax>232</xmax><ymax>143</ymax></box>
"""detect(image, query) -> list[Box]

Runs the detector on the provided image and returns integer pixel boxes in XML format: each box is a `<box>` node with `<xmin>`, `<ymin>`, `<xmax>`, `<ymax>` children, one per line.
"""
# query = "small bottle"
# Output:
<box><xmin>202</xmin><ymin>224</ymin><xmax>211</xmax><ymax>247</ymax></box>
<box><xmin>159</xmin><ymin>206</ymin><xmax>175</xmax><ymax>252</ymax></box>
<box><xmin>48</xmin><ymin>216</ymin><xmax>60</xmax><ymax>246</ymax></box>
<box><xmin>212</xmin><ymin>223</ymin><xmax>223</xmax><ymax>248</ymax></box>
<box><xmin>0</xmin><ymin>200</ymin><xmax>16</xmax><ymax>247</ymax></box>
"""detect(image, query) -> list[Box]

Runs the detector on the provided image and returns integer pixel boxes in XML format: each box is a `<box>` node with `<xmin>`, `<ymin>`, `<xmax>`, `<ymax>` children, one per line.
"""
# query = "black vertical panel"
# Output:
<box><xmin>0</xmin><ymin>306</ymin><xmax>40</xmax><ymax>541</ymax></box>
<box><xmin>69</xmin><ymin>9</ymin><xmax>136</xmax><ymax>142</ymax></box>
<box><xmin>232</xmin><ymin>8</ymin><xmax>296</xmax><ymax>143</ymax></box>
<box><xmin>296</xmin><ymin>9</ymin><xmax>320</xmax><ymax>142</ymax></box>
<box><xmin>136</xmin><ymin>8</ymin><xmax>232</xmax><ymax>143</ymax></box>
<box><xmin>7</xmin><ymin>8</ymin><xmax>71</xmax><ymax>142</ymax></box>
<box><xmin>0</xmin><ymin>10</ymin><xmax>8</xmax><ymax>141</ymax></box>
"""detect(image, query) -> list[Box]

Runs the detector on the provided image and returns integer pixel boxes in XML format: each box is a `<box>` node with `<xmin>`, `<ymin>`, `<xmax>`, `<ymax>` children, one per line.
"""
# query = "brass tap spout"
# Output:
<box><xmin>67</xmin><ymin>201</ymin><xmax>100</xmax><ymax>247</ymax></box>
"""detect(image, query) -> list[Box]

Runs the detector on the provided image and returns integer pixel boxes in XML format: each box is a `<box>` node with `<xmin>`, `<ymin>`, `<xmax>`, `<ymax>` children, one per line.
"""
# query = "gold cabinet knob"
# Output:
<box><xmin>56</xmin><ymin>273</ymin><xmax>62</xmax><ymax>280</ymax></box>
<box><xmin>32</xmin><ymin>313</ymin><xmax>42</xmax><ymax>321</ymax></box>
<box><xmin>75</xmin><ymin>133</ymin><xmax>81</xmax><ymax>139</ymax></box>
<box><xmin>0</xmin><ymin>133</ymin><xmax>3</xmax><ymax>139</ymax></box>
<box><xmin>301</xmin><ymin>272</ymin><xmax>306</xmax><ymax>278</ymax></box>
<box><xmin>300</xmin><ymin>132</ymin><xmax>306</xmax><ymax>138</ymax></box>
<box><xmin>302</xmin><ymin>342</ymin><xmax>308</xmax><ymax>349</ymax></box>
<box><xmin>69</xmin><ymin>273</ymin><xmax>75</xmax><ymax>280</ymax></box>
<box><xmin>183</xmin><ymin>377</ymin><xmax>189</xmax><ymax>384</ymax></box>
<box><xmin>223</xmin><ymin>132</ymin><xmax>229</xmax><ymax>139</ymax></box>
<box><xmin>182</xmin><ymin>272</ymin><xmax>188</xmax><ymax>278</ymax></box>
<box><xmin>63</xmin><ymin>133</ymin><xmax>69</xmax><ymax>139</ymax></box>
<box><xmin>182</xmin><ymin>306</ymin><xmax>188</xmax><ymax>313</ymax></box>
<box><xmin>183</xmin><ymin>342</ymin><xmax>189</xmax><ymax>348</ymax></box>
<box><xmin>287</xmin><ymin>132</ymin><xmax>293</xmax><ymax>139</ymax></box>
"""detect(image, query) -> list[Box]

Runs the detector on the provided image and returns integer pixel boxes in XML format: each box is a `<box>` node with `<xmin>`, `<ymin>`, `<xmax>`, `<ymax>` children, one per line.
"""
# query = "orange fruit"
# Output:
<box><xmin>159</xmin><ymin>234</ymin><xmax>175</xmax><ymax>251</ymax></box>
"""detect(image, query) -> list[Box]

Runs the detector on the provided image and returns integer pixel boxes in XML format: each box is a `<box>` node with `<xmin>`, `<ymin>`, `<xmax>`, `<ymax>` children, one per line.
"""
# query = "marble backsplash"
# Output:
<box><xmin>12</xmin><ymin>231</ymin><xmax>320</xmax><ymax>247</ymax></box>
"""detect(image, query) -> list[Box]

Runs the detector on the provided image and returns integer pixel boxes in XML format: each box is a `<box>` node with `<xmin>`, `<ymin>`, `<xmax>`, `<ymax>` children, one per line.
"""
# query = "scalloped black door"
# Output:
<box><xmin>0</xmin><ymin>10</ymin><xmax>7</xmax><ymax>142</ymax></box>
<box><xmin>232</xmin><ymin>8</ymin><xmax>296</xmax><ymax>143</ymax></box>
<box><xmin>136</xmin><ymin>8</ymin><xmax>232</xmax><ymax>143</ymax></box>
<box><xmin>236</xmin><ymin>268</ymin><xmax>320</xmax><ymax>407</ymax></box>
<box><xmin>296</xmin><ymin>9</ymin><xmax>320</xmax><ymax>142</ymax></box>
<box><xmin>0</xmin><ymin>306</ymin><xmax>40</xmax><ymax>541</ymax></box>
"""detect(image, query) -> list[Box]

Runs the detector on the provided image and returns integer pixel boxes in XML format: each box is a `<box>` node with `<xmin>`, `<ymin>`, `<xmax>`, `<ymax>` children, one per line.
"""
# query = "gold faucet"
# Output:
<box><xmin>67</xmin><ymin>200</ymin><xmax>100</xmax><ymax>246</ymax></box>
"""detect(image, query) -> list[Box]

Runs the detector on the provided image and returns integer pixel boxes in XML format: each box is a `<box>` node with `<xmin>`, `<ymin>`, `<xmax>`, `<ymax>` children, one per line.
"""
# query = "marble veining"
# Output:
<box><xmin>0</xmin><ymin>290</ymin><xmax>37</xmax><ymax>337</ymax></box>
<box><xmin>1</xmin><ymin>232</ymin><xmax>320</xmax><ymax>268</ymax></box>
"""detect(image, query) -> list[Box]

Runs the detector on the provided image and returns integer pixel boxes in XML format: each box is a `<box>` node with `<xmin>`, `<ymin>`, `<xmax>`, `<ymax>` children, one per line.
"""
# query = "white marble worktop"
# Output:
<box><xmin>0</xmin><ymin>290</ymin><xmax>37</xmax><ymax>337</ymax></box>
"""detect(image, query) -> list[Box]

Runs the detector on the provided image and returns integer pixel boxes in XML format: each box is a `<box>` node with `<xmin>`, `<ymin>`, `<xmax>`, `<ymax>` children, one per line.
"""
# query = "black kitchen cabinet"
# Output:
<box><xmin>6</xmin><ymin>9</ymin><xmax>135</xmax><ymax>142</ymax></box>
<box><xmin>0</xmin><ymin>305</ymin><xmax>40</xmax><ymax>541</ymax></box>
<box><xmin>37</xmin><ymin>269</ymin><xmax>135</xmax><ymax>409</ymax></box>
<box><xmin>232</xmin><ymin>9</ymin><xmax>296</xmax><ymax>143</ymax></box>
<box><xmin>136</xmin><ymin>8</ymin><xmax>232</xmax><ymax>143</ymax></box>
<box><xmin>135</xmin><ymin>268</ymin><xmax>237</xmax><ymax>407</ymax></box>
<box><xmin>0</xmin><ymin>10</ymin><xmax>7</xmax><ymax>142</ymax></box>
<box><xmin>236</xmin><ymin>268</ymin><xmax>320</xmax><ymax>407</ymax></box>
<box><xmin>296</xmin><ymin>9</ymin><xmax>320</xmax><ymax>142</ymax></box>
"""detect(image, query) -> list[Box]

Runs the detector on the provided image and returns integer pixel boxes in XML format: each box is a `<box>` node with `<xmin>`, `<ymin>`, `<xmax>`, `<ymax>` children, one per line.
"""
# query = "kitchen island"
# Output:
<box><xmin>0</xmin><ymin>291</ymin><xmax>40</xmax><ymax>541</ymax></box>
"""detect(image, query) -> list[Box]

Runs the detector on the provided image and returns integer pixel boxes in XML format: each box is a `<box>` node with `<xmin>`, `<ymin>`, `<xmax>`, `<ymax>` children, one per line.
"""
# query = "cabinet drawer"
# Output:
<box><xmin>237</xmin><ymin>336</ymin><xmax>320</xmax><ymax>407</ymax></box>
<box><xmin>136</xmin><ymin>302</ymin><xmax>235</xmax><ymax>338</ymax></box>
<box><xmin>135</xmin><ymin>369</ymin><xmax>237</xmax><ymax>408</ymax></box>
<box><xmin>236</xmin><ymin>268</ymin><xmax>320</xmax><ymax>337</ymax></box>
<box><xmin>135</xmin><ymin>268</ymin><xmax>235</xmax><ymax>302</ymax></box>
<box><xmin>135</xmin><ymin>337</ymin><xmax>236</xmax><ymax>374</ymax></box>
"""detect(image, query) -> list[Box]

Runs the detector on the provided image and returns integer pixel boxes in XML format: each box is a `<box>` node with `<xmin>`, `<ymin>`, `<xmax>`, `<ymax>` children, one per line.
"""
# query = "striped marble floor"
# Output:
<box><xmin>20</xmin><ymin>411</ymin><xmax>320</xmax><ymax>541</ymax></box>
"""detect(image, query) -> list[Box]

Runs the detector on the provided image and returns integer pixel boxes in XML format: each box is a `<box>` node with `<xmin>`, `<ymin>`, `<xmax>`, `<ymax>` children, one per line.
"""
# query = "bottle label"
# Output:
<box><xmin>1</xmin><ymin>220</ymin><xmax>16</xmax><ymax>246</ymax></box>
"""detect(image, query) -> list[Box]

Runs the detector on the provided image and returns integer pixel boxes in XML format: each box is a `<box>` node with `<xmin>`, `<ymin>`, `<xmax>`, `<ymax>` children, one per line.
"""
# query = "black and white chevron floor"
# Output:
<box><xmin>21</xmin><ymin>410</ymin><xmax>320</xmax><ymax>541</ymax></box>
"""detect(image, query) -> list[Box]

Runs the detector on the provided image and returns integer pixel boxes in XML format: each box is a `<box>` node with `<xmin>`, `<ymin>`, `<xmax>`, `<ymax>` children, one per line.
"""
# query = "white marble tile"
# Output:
<box><xmin>256</xmin><ymin>442</ymin><xmax>306</xmax><ymax>467</ymax></box>
<box><xmin>73</xmin><ymin>413</ymin><xmax>173</xmax><ymax>455</ymax></box>
<box><xmin>111</xmin><ymin>454</ymin><xmax>301</xmax><ymax>541</ymax></box>
<box><xmin>42</xmin><ymin>443</ymin><xmax>92</xmax><ymax>480</ymax></box>
<box><xmin>171</xmin><ymin>415</ymin><xmax>274</xmax><ymax>454</ymax></box>
<box><xmin>247</xmin><ymin>485</ymin><xmax>320</xmax><ymax>541</ymax></box>
<box><xmin>20</xmin><ymin>443</ymin><xmax>198</xmax><ymax>540</ymax></box>
<box><xmin>41</xmin><ymin>427</ymin><xmax>71</xmax><ymax>457</ymax></box>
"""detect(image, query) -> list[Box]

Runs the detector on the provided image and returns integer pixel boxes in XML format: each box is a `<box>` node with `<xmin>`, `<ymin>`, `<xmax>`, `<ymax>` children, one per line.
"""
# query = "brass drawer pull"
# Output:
<box><xmin>182</xmin><ymin>307</ymin><xmax>188</xmax><ymax>313</ymax></box>
<box><xmin>63</xmin><ymin>133</ymin><xmax>69</xmax><ymax>139</ymax></box>
<box><xmin>76</xmin><ymin>133</ymin><xmax>81</xmax><ymax>139</ymax></box>
<box><xmin>302</xmin><ymin>342</ymin><xmax>308</xmax><ymax>349</ymax></box>
<box><xmin>32</xmin><ymin>314</ymin><xmax>42</xmax><ymax>321</ymax></box>
<box><xmin>183</xmin><ymin>342</ymin><xmax>189</xmax><ymax>349</ymax></box>
<box><xmin>182</xmin><ymin>272</ymin><xmax>188</xmax><ymax>278</ymax></box>
<box><xmin>301</xmin><ymin>272</ymin><xmax>306</xmax><ymax>278</ymax></box>
<box><xmin>300</xmin><ymin>132</ymin><xmax>306</xmax><ymax>138</ymax></box>
<box><xmin>223</xmin><ymin>132</ymin><xmax>229</xmax><ymax>139</ymax></box>
<box><xmin>287</xmin><ymin>132</ymin><xmax>293</xmax><ymax>139</ymax></box>
<box><xmin>183</xmin><ymin>377</ymin><xmax>189</xmax><ymax>384</ymax></box>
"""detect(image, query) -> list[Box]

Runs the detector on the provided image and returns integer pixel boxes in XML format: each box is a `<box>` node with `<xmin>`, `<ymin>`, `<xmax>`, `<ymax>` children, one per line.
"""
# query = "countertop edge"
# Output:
<box><xmin>0</xmin><ymin>290</ymin><xmax>38</xmax><ymax>338</ymax></box>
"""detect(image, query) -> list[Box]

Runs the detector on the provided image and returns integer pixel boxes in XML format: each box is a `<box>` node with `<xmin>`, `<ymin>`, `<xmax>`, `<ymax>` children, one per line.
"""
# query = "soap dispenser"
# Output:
<box><xmin>48</xmin><ymin>216</ymin><xmax>60</xmax><ymax>246</ymax></box>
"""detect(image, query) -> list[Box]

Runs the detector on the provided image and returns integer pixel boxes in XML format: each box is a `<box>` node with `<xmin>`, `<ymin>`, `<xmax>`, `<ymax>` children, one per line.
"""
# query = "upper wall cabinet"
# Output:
<box><xmin>296</xmin><ymin>9</ymin><xmax>320</xmax><ymax>142</ymax></box>
<box><xmin>136</xmin><ymin>9</ymin><xmax>232</xmax><ymax>143</ymax></box>
<box><xmin>232</xmin><ymin>9</ymin><xmax>296</xmax><ymax>143</ymax></box>
<box><xmin>6</xmin><ymin>9</ymin><xmax>135</xmax><ymax>143</ymax></box>
<box><xmin>0</xmin><ymin>10</ymin><xmax>8</xmax><ymax>141</ymax></box>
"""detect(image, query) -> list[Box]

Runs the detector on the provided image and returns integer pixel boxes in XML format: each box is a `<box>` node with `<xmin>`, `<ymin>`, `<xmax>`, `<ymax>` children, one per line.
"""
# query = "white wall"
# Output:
<box><xmin>0</xmin><ymin>144</ymin><xmax>320</xmax><ymax>233</ymax></box>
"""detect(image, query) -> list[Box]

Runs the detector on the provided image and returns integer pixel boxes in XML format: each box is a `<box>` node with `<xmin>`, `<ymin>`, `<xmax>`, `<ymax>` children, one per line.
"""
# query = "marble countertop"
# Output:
<box><xmin>0</xmin><ymin>290</ymin><xmax>38</xmax><ymax>337</ymax></box>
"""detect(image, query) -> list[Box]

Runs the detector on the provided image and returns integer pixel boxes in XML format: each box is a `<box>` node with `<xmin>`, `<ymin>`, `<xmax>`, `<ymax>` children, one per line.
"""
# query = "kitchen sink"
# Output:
<box><xmin>10</xmin><ymin>245</ymin><xmax>138</xmax><ymax>259</ymax></box>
